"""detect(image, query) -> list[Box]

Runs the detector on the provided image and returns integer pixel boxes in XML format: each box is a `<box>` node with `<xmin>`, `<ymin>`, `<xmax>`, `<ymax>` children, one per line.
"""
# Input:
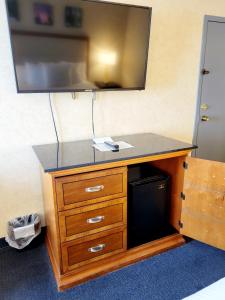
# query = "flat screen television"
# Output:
<box><xmin>6</xmin><ymin>0</ymin><xmax>152</xmax><ymax>93</ymax></box>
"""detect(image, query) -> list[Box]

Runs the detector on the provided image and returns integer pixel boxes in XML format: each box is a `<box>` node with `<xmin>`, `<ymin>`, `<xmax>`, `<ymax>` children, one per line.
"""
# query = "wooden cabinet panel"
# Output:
<box><xmin>56</xmin><ymin>167</ymin><xmax>127</xmax><ymax>211</ymax></box>
<box><xmin>59</xmin><ymin>198</ymin><xmax>127</xmax><ymax>242</ymax></box>
<box><xmin>61</xmin><ymin>227</ymin><xmax>126</xmax><ymax>272</ymax></box>
<box><xmin>151</xmin><ymin>156</ymin><xmax>186</xmax><ymax>231</ymax></box>
<box><xmin>181</xmin><ymin>157</ymin><xmax>225</xmax><ymax>250</ymax></box>
<box><xmin>41</xmin><ymin>170</ymin><xmax>61</xmax><ymax>272</ymax></box>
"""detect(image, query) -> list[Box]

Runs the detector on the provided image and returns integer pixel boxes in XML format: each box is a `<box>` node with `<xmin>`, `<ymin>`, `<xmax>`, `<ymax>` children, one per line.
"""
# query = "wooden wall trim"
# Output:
<box><xmin>11</xmin><ymin>29</ymin><xmax>88</xmax><ymax>41</ymax></box>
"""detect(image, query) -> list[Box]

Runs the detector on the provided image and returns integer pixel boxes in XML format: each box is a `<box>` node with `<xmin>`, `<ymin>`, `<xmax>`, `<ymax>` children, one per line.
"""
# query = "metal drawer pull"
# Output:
<box><xmin>88</xmin><ymin>243</ymin><xmax>106</xmax><ymax>253</ymax></box>
<box><xmin>85</xmin><ymin>185</ymin><xmax>104</xmax><ymax>193</ymax></box>
<box><xmin>87</xmin><ymin>216</ymin><xmax>105</xmax><ymax>224</ymax></box>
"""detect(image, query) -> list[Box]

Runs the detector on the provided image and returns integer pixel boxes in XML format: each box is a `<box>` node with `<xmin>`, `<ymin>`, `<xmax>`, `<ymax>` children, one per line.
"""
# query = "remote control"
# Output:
<box><xmin>104</xmin><ymin>141</ymin><xmax>120</xmax><ymax>150</ymax></box>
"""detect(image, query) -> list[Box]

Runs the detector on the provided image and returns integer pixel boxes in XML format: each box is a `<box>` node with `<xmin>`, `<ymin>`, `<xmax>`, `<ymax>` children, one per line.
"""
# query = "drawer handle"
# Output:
<box><xmin>87</xmin><ymin>216</ymin><xmax>105</xmax><ymax>224</ymax></box>
<box><xmin>85</xmin><ymin>185</ymin><xmax>104</xmax><ymax>193</ymax></box>
<box><xmin>88</xmin><ymin>243</ymin><xmax>106</xmax><ymax>253</ymax></box>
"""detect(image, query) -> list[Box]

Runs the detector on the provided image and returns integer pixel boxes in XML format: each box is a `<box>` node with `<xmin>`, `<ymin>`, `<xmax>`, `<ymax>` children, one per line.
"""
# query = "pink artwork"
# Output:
<box><xmin>34</xmin><ymin>3</ymin><xmax>53</xmax><ymax>26</ymax></box>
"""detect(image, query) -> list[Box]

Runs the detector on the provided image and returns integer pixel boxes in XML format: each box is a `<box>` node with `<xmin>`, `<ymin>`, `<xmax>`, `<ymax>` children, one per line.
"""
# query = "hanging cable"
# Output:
<box><xmin>49</xmin><ymin>93</ymin><xmax>59</xmax><ymax>144</ymax></box>
<box><xmin>91</xmin><ymin>91</ymin><xmax>96</xmax><ymax>138</ymax></box>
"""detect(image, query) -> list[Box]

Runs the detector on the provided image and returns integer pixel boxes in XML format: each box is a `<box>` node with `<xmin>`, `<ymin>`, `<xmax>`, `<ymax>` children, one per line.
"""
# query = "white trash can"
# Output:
<box><xmin>5</xmin><ymin>214</ymin><xmax>41</xmax><ymax>250</ymax></box>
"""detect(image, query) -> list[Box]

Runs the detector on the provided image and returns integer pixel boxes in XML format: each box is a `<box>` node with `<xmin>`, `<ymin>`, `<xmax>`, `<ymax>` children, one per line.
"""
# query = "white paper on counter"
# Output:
<box><xmin>92</xmin><ymin>141</ymin><xmax>134</xmax><ymax>152</ymax></box>
<box><xmin>92</xmin><ymin>136</ymin><xmax>113</xmax><ymax>144</ymax></box>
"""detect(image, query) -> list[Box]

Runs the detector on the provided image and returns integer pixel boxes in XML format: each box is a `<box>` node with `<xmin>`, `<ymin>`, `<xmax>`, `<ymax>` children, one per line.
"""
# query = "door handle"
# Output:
<box><xmin>87</xmin><ymin>216</ymin><xmax>105</xmax><ymax>224</ymax></box>
<box><xmin>85</xmin><ymin>185</ymin><xmax>104</xmax><ymax>193</ymax></box>
<box><xmin>201</xmin><ymin>115</ymin><xmax>210</xmax><ymax>122</ymax></box>
<box><xmin>202</xmin><ymin>69</ymin><xmax>210</xmax><ymax>75</ymax></box>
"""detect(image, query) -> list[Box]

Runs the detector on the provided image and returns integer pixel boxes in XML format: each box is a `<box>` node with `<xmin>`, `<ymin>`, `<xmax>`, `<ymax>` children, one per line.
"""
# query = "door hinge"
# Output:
<box><xmin>181</xmin><ymin>192</ymin><xmax>186</xmax><ymax>200</ymax></box>
<box><xmin>179</xmin><ymin>221</ymin><xmax>183</xmax><ymax>228</ymax></box>
<box><xmin>183</xmin><ymin>162</ymin><xmax>188</xmax><ymax>170</ymax></box>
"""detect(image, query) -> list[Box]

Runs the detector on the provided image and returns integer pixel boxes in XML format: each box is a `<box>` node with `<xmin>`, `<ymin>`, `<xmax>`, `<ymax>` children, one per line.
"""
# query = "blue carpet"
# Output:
<box><xmin>1</xmin><ymin>240</ymin><xmax>225</xmax><ymax>300</ymax></box>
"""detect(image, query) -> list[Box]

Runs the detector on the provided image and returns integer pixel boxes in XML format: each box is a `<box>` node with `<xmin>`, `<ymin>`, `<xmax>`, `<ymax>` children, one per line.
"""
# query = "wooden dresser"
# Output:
<box><xmin>34</xmin><ymin>133</ymin><xmax>225</xmax><ymax>290</ymax></box>
<box><xmin>56</xmin><ymin>167</ymin><xmax>127</xmax><ymax>274</ymax></box>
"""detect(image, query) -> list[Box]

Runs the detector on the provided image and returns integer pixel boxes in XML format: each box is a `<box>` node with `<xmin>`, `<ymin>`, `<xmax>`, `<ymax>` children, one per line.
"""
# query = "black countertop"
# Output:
<box><xmin>32</xmin><ymin>133</ymin><xmax>196</xmax><ymax>173</ymax></box>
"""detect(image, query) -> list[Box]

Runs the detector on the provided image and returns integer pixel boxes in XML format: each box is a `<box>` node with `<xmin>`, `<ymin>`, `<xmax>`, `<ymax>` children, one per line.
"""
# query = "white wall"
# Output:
<box><xmin>1</xmin><ymin>0</ymin><xmax>225</xmax><ymax>237</ymax></box>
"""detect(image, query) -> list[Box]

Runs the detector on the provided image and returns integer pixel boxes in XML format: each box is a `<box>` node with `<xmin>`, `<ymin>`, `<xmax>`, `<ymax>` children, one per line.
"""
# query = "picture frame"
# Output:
<box><xmin>65</xmin><ymin>6</ymin><xmax>82</xmax><ymax>28</ymax></box>
<box><xmin>33</xmin><ymin>3</ymin><xmax>53</xmax><ymax>26</ymax></box>
<box><xmin>7</xmin><ymin>0</ymin><xmax>19</xmax><ymax>21</ymax></box>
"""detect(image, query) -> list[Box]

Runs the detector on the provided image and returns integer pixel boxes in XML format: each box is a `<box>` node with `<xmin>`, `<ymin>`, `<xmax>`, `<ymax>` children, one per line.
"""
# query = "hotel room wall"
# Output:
<box><xmin>1</xmin><ymin>0</ymin><xmax>225</xmax><ymax>237</ymax></box>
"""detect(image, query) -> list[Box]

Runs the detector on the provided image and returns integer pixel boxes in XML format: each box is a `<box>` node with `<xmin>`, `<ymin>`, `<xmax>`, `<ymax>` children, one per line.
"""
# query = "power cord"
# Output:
<box><xmin>49</xmin><ymin>93</ymin><xmax>59</xmax><ymax>144</ymax></box>
<box><xmin>49</xmin><ymin>91</ymin><xmax>95</xmax><ymax>144</ymax></box>
<box><xmin>91</xmin><ymin>91</ymin><xmax>96</xmax><ymax>139</ymax></box>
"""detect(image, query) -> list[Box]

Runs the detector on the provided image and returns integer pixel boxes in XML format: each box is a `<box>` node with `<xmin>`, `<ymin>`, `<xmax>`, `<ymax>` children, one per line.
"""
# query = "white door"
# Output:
<box><xmin>194</xmin><ymin>17</ymin><xmax>225</xmax><ymax>162</ymax></box>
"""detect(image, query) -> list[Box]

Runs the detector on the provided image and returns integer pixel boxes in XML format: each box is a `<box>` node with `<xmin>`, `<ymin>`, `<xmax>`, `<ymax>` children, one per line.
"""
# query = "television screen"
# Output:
<box><xmin>6</xmin><ymin>0</ymin><xmax>151</xmax><ymax>93</ymax></box>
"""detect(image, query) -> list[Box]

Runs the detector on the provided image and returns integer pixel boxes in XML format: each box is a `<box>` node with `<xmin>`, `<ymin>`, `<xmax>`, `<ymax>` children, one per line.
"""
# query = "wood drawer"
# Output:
<box><xmin>61</xmin><ymin>227</ymin><xmax>126</xmax><ymax>273</ymax></box>
<box><xmin>55</xmin><ymin>167</ymin><xmax>127</xmax><ymax>211</ymax></box>
<box><xmin>59</xmin><ymin>198</ymin><xmax>127</xmax><ymax>242</ymax></box>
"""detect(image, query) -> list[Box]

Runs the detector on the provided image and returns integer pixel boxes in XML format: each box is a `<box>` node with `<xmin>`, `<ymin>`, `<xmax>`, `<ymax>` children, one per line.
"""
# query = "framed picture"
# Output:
<box><xmin>34</xmin><ymin>3</ymin><xmax>53</xmax><ymax>26</ymax></box>
<box><xmin>7</xmin><ymin>0</ymin><xmax>19</xmax><ymax>21</ymax></box>
<box><xmin>65</xmin><ymin>6</ymin><xmax>82</xmax><ymax>28</ymax></box>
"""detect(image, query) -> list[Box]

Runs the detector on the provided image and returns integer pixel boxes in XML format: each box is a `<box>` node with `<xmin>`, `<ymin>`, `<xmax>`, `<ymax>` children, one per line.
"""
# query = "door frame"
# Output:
<box><xmin>192</xmin><ymin>15</ymin><xmax>225</xmax><ymax>156</ymax></box>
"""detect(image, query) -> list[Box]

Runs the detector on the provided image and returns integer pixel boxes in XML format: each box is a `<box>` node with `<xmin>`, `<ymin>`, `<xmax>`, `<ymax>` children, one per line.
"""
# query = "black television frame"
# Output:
<box><xmin>5</xmin><ymin>0</ymin><xmax>152</xmax><ymax>94</ymax></box>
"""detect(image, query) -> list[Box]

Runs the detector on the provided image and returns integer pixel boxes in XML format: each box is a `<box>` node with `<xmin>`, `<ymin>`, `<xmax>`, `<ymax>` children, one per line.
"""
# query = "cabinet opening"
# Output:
<box><xmin>127</xmin><ymin>156</ymin><xmax>186</xmax><ymax>249</ymax></box>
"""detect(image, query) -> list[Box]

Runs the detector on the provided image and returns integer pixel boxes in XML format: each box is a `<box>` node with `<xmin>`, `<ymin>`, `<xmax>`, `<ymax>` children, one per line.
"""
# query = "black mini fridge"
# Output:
<box><xmin>128</xmin><ymin>164</ymin><xmax>175</xmax><ymax>249</ymax></box>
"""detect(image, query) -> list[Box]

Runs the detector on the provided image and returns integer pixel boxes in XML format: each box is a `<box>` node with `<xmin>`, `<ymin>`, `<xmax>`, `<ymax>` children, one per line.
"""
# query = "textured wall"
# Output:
<box><xmin>0</xmin><ymin>0</ymin><xmax>224</xmax><ymax>237</ymax></box>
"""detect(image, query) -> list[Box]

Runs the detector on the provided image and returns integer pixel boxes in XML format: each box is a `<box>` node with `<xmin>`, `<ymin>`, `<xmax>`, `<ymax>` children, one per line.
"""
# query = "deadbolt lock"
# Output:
<box><xmin>200</xmin><ymin>103</ymin><xmax>209</xmax><ymax>110</ymax></box>
<box><xmin>201</xmin><ymin>115</ymin><xmax>210</xmax><ymax>122</ymax></box>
